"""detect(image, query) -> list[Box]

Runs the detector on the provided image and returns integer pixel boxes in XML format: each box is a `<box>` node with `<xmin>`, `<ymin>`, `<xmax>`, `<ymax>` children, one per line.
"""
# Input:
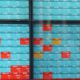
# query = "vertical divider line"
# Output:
<box><xmin>29</xmin><ymin>0</ymin><xmax>33</xmax><ymax>79</ymax></box>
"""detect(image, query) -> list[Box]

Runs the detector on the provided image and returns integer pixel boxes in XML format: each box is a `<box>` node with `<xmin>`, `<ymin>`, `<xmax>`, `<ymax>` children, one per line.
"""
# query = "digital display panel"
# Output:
<box><xmin>0</xmin><ymin>24</ymin><xmax>30</xmax><ymax>80</ymax></box>
<box><xmin>34</xmin><ymin>24</ymin><xmax>80</xmax><ymax>79</ymax></box>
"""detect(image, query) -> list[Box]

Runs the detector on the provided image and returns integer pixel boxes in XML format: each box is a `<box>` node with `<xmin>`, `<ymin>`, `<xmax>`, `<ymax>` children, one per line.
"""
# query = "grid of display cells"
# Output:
<box><xmin>0</xmin><ymin>24</ymin><xmax>29</xmax><ymax>80</ymax></box>
<box><xmin>0</xmin><ymin>0</ymin><xmax>28</xmax><ymax>20</ymax></box>
<box><xmin>34</xmin><ymin>0</ymin><xmax>80</xmax><ymax>20</ymax></box>
<box><xmin>33</xmin><ymin>24</ymin><xmax>80</xmax><ymax>79</ymax></box>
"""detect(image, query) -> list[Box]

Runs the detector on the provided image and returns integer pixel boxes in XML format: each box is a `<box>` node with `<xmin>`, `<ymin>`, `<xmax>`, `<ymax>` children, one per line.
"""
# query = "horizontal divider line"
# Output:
<box><xmin>34</xmin><ymin>66</ymin><xmax>80</xmax><ymax>68</ymax></box>
<box><xmin>33</xmin><ymin>20</ymin><xmax>80</xmax><ymax>24</ymax></box>
<box><xmin>34</xmin><ymin>73</ymin><xmax>80</xmax><ymax>74</ymax></box>
<box><xmin>34</xmin><ymin>7</ymin><xmax>80</xmax><ymax>9</ymax></box>
<box><xmin>34</xmin><ymin>59</ymin><xmax>80</xmax><ymax>61</ymax></box>
<box><xmin>33</xmin><ymin>39</ymin><xmax>80</xmax><ymax>40</ymax></box>
<box><xmin>0</xmin><ymin>20</ymin><xmax>29</xmax><ymax>24</ymax></box>
<box><xmin>34</xmin><ymin>32</ymin><xmax>80</xmax><ymax>34</ymax></box>
<box><xmin>0</xmin><ymin>32</ymin><xmax>29</xmax><ymax>34</ymax></box>
<box><xmin>34</xmin><ymin>53</ymin><xmax>80</xmax><ymax>54</ymax></box>
<box><xmin>0</xmin><ymin>46</ymin><xmax>29</xmax><ymax>47</ymax></box>
<box><xmin>0</xmin><ymin>60</ymin><xmax>29</xmax><ymax>61</ymax></box>
<box><xmin>34</xmin><ymin>1</ymin><xmax>80</xmax><ymax>2</ymax></box>
<box><xmin>34</xmin><ymin>45</ymin><xmax>80</xmax><ymax>47</ymax></box>
<box><xmin>0</xmin><ymin>7</ymin><xmax>28</xmax><ymax>8</ymax></box>
<box><xmin>34</xmin><ymin>79</ymin><xmax>80</xmax><ymax>80</ymax></box>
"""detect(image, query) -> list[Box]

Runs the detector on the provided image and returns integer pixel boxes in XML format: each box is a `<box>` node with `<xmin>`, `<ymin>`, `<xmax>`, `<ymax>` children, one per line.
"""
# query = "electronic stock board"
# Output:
<box><xmin>33</xmin><ymin>0</ymin><xmax>80</xmax><ymax>80</ymax></box>
<box><xmin>0</xmin><ymin>0</ymin><xmax>30</xmax><ymax>80</ymax></box>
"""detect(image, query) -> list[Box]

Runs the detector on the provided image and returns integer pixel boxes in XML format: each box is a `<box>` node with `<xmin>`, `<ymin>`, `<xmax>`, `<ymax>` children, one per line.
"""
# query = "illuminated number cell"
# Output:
<box><xmin>20</xmin><ymin>38</ymin><xmax>29</xmax><ymax>45</ymax></box>
<box><xmin>34</xmin><ymin>38</ymin><xmax>43</xmax><ymax>45</ymax></box>
<box><xmin>52</xmin><ymin>38</ymin><xmax>61</xmax><ymax>45</ymax></box>
<box><xmin>21</xmin><ymin>65</ymin><xmax>30</xmax><ymax>74</ymax></box>
<box><xmin>34</xmin><ymin>52</ymin><xmax>43</xmax><ymax>58</ymax></box>
<box><xmin>43</xmin><ymin>72</ymin><xmax>53</xmax><ymax>79</ymax></box>
<box><xmin>11</xmin><ymin>66</ymin><xmax>22</xmax><ymax>74</ymax></box>
<box><xmin>61</xmin><ymin>51</ymin><xmax>71</xmax><ymax>59</ymax></box>
<box><xmin>43</xmin><ymin>24</ymin><xmax>52</xmax><ymax>31</ymax></box>
<box><xmin>1</xmin><ymin>73</ymin><xmax>12</xmax><ymax>80</ymax></box>
<box><xmin>43</xmin><ymin>45</ymin><xmax>52</xmax><ymax>52</ymax></box>
<box><xmin>1</xmin><ymin>52</ymin><xmax>11</xmax><ymax>59</ymax></box>
<box><xmin>10</xmin><ymin>65</ymin><xmax>30</xmax><ymax>79</ymax></box>
<box><xmin>21</xmin><ymin>73</ymin><xmax>29</xmax><ymax>79</ymax></box>
<box><xmin>11</xmin><ymin>74</ymin><xmax>21</xmax><ymax>80</ymax></box>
